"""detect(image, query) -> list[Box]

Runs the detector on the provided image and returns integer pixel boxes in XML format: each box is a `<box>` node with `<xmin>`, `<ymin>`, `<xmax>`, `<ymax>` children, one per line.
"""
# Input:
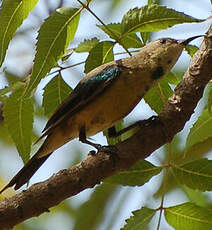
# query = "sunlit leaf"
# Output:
<box><xmin>165</xmin><ymin>202</ymin><xmax>212</xmax><ymax>230</ymax></box>
<box><xmin>122</xmin><ymin>207</ymin><xmax>156</xmax><ymax>230</ymax></box>
<box><xmin>121</xmin><ymin>5</ymin><xmax>204</xmax><ymax>35</ymax></box>
<box><xmin>0</xmin><ymin>0</ymin><xmax>38</xmax><ymax>66</ymax></box>
<box><xmin>75</xmin><ymin>38</ymin><xmax>99</xmax><ymax>53</ymax></box>
<box><xmin>61</xmin><ymin>48</ymin><xmax>74</xmax><ymax>63</ymax></box>
<box><xmin>144</xmin><ymin>78</ymin><xmax>173</xmax><ymax>114</ymax></box>
<box><xmin>85</xmin><ymin>41</ymin><xmax>115</xmax><ymax>73</ymax></box>
<box><xmin>172</xmin><ymin>158</ymin><xmax>212</xmax><ymax>191</ymax></box>
<box><xmin>163</xmin><ymin>71</ymin><xmax>180</xmax><ymax>85</ymax></box>
<box><xmin>103</xmin><ymin>121</ymin><xmax>123</xmax><ymax>145</ymax></box>
<box><xmin>186</xmin><ymin>109</ymin><xmax>212</xmax><ymax>151</ymax></box>
<box><xmin>25</xmin><ymin>7</ymin><xmax>81</xmax><ymax>97</ymax></box>
<box><xmin>185</xmin><ymin>45</ymin><xmax>199</xmax><ymax>57</ymax></box>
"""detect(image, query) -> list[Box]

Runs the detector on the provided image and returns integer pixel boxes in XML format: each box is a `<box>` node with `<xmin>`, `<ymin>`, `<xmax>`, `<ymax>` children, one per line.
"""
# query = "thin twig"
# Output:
<box><xmin>47</xmin><ymin>61</ymin><xmax>85</xmax><ymax>77</ymax></box>
<box><xmin>47</xmin><ymin>49</ymin><xmax>139</xmax><ymax>77</ymax></box>
<box><xmin>156</xmin><ymin>195</ymin><xmax>165</xmax><ymax>230</ymax></box>
<box><xmin>156</xmin><ymin>143</ymin><xmax>172</xmax><ymax>230</ymax></box>
<box><xmin>76</xmin><ymin>0</ymin><xmax>132</xmax><ymax>56</ymax></box>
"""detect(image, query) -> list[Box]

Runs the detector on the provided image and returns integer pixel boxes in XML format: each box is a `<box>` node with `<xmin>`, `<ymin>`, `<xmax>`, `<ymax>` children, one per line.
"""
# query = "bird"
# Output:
<box><xmin>0</xmin><ymin>35</ymin><xmax>202</xmax><ymax>194</ymax></box>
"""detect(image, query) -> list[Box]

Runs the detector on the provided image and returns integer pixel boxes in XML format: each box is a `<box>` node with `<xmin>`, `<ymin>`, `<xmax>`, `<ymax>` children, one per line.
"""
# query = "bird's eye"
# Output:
<box><xmin>160</xmin><ymin>39</ymin><xmax>167</xmax><ymax>44</ymax></box>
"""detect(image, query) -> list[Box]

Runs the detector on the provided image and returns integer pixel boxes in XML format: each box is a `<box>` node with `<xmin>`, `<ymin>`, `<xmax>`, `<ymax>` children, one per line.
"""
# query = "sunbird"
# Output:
<box><xmin>0</xmin><ymin>35</ymin><xmax>202</xmax><ymax>194</ymax></box>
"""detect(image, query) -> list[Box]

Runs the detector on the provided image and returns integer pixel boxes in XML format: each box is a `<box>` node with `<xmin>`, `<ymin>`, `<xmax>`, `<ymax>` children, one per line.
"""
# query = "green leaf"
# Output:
<box><xmin>165</xmin><ymin>202</ymin><xmax>212</xmax><ymax>230</ymax></box>
<box><xmin>85</xmin><ymin>41</ymin><xmax>115</xmax><ymax>73</ymax></box>
<box><xmin>105</xmin><ymin>160</ymin><xmax>162</xmax><ymax>186</ymax></box>
<box><xmin>121</xmin><ymin>4</ymin><xmax>204</xmax><ymax>35</ymax></box>
<box><xmin>24</xmin><ymin>7</ymin><xmax>81</xmax><ymax>97</ymax></box>
<box><xmin>0</xmin><ymin>123</ymin><xmax>13</xmax><ymax>145</ymax></box>
<box><xmin>97</xmin><ymin>23</ymin><xmax>142</xmax><ymax>48</ymax></box>
<box><xmin>75</xmin><ymin>38</ymin><xmax>99</xmax><ymax>53</ymax></box>
<box><xmin>172</xmin><ymin>158</ymin><xmax>212</xmax><ymax>191</ymax></box>
<box><xmin>140</xmin><ymin>32</ymin><xmax>151</xmax><ymax>45</ymax></box>
<box><xmin>186</xmin><ymin>109</ymin><xmax>212</xmax><ymax>151</ymax></box>
<box><xmin>122</xmin><ymin>207</ymin><xmax>156</xmax><ymax>230</ymax></box>
<box><xmin>154</xmin><ymin>137</ymin><xmax>212</xmax><ymax>198</ymax></box>
<box><xmin>73</xmin><ymin>183</ymin><xmax>117</xmax><ymax>230</ymax></box>
<box><xmin>183</xmin><ymin>186</ymin><xmax>209</xmax><ymax>207</ymax></box>
<box><xmin>42</xmin><ymin>73</ymin><xmax>72</xmax><ymax>116</ymax></box>
<box><xmin>207</xmin><ymin>81</ymin><xmax>212</xmax><ymax>113</ymax></box>
<box><xmin>163</xmin><ymin>71</ymin><xmax>180</xmax><ymax>85</ymax></box>
<box><xmin>171</xmin><ymin>70</ymin><xmax>184</xmax><ymax>83</ymax></box>
<box><xmin>3</xmin><ymin>87</ymin><xmax>33</xmax><ymax>163</ymax></box>
<box><xmin>0</xmin><ymin>81</ymin><xmax>25</xmax><ymax>96</ymax></box>
<box><xmin>148</xmin><ymin>0</ymin><xmax>160</xmax><ymax>4</ymax></box>
<box><xmin>144</xmin><ymin>78</ymin><xmax>173</xmax><ymax>114</ymax></box>
<box><xmin>61</xmin><ymin>48</ymin><xmax>74</xmax><ymax>63</ymax></box>
<box><xmin>185</xmin><ymin>45</ymin><xmax>199</xmax><ymax>57</ymax></box>
<box><xmin>104</xmin><ymin>120</ymin><xmax>139</xmax><ymax>145</ymax></box>
<box><xmin>148</xmin><ymin>0</ymin><xmax>154</xmax><ymax>5</ymax></box>
<box><xmin>103</xmin><ymin>121</ymin><xmax>123</xmax><ymax>145</ymax></box>
<box><xmin>1</xmin><ymin>72</ymin><xmax>26</xmax><ymax>96</ymax></box>
<box><xmin>186</xmin><ymin>137</ymin><xmax>212</xmax><ymax>160</ymax></box>
<box><xmin>4</xmin><ymin>71</ymin><xmax>22</xmax><ymax>84</ymax></box>
<box><xmin>0</xmin><ymin>0</ymin><xmax>38</xmax><ymax>66</ymax></box>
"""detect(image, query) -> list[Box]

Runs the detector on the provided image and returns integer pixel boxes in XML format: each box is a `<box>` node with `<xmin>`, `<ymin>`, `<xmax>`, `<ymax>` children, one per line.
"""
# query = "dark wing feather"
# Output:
<box><xmin>41</xmin><ymin>65</ymin><xmax>121</xmax><ymax>137</ymax></box>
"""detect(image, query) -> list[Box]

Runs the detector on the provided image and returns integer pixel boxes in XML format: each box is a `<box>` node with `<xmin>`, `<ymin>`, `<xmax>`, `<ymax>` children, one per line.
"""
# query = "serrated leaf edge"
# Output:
<box><xmin>26</xmin><ymin>8</ymin><xmax>82</xmax><ymax>96</ymax></box>
<box><xmin>0</xmin><ymin>1</ymin><xmax>22</xmax><ymax>63</ymax></box>
<box><xmin>123</xmin><ymin>208</ymin><xmax>155</xmax><ymax>230</ymax></box>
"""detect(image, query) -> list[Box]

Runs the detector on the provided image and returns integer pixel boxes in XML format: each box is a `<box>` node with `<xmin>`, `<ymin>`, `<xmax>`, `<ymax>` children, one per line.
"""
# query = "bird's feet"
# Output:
<box><xmin>79</xmin><ymin>126</ymin><xmax>118</xmax><ymax>154</ymax></box>
<box><xmin>87</xmin><ymin>144</ymin><xmax>118</xmax><ymax>167</ymax></box>
<box><xmin>87</xmin><ymin>143</ymin><xmax>118</xmax><ymax>155</ymax></box>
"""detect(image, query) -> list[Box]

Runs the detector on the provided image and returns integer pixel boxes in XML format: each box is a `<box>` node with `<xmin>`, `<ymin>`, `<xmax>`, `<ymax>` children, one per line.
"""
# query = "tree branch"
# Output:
<box><xmin>0</xmin><ymin>28</ymin><xmax>212</xmax><ymax>228</ymax></box>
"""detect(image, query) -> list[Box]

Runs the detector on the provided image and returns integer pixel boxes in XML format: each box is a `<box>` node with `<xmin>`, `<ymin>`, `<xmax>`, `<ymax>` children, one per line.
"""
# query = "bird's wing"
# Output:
<box><xmin>39</xmin><ymin>65</ymin><xmax>121</xmax><ymax>139</ymax></box>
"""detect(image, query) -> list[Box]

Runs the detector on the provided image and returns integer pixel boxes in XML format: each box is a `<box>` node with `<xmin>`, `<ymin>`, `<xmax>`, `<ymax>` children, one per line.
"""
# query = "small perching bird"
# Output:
<box><xmin>0</xmin><ymin>35</ymin><xmax>202</xmax><ymax>194</ymax></box>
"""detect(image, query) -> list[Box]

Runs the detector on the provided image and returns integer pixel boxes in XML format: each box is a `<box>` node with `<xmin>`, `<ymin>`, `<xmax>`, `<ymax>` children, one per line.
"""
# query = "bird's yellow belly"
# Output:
<box><xmin>69</xmin><ymin>72</ymin><xmax>151</xmax><ymax>137</ymax></box>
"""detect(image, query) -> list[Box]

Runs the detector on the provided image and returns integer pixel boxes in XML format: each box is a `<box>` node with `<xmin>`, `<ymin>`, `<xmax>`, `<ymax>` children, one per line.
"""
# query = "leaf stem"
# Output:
<box><xmin>156</xmin><ymin>143</ymin><xmax>172</xmax><ymax>230</ymax></box>
<box><xmin>48</xmin><ymin>48</ymin><xmax>139</xmax><ymax>77</ymax></box>
<box><xmin>47</xmin><ymin>61</ymin><xmax>85</xmax><ymax>76</ymax></box>
<box><xmin>76</xmin><ymin>0</ymin><xmax>132</xmax><ymax>56</ymax></box>
<box><xmin>156</xmin><ymin>194</ymin><xmax>164</xmax><ymax>230</ymax></box>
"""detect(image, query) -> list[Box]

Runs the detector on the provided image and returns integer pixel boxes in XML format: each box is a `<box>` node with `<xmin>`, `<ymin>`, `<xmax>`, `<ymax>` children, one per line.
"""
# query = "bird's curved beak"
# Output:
<box><xmin>179</xmin><ymin>35</ymin><xmax>203</xmax><ymax>46</ymax></box>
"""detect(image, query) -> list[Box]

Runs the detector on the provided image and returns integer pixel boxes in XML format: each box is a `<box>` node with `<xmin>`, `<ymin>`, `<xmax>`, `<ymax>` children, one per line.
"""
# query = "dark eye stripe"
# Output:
<box><xmin>160</xmin><ymin>39</ymin><xmax>167</xmax><ymax>44</ymax></box>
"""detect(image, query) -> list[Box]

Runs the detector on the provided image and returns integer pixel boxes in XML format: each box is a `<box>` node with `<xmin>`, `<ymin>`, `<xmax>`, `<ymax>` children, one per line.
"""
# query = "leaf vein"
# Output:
<box><xmin>0</xmin><ymin>1</ymin><xmax>23</xmax><ymax>62</ymax></box>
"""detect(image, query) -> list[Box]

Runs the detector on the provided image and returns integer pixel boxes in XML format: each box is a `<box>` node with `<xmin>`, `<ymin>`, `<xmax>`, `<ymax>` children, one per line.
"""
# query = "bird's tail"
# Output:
<box><xmin>0</xmin><ymin>150</ymin><xmax>52</xmax><ymax>194</ymax></box>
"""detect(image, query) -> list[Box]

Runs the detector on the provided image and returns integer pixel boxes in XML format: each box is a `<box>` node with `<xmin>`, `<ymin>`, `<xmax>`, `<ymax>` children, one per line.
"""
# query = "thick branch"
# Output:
<box><xmin>0</xmin><ymin>30</ymin><xmax>212</xmax><ymax>228</ymax></box>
